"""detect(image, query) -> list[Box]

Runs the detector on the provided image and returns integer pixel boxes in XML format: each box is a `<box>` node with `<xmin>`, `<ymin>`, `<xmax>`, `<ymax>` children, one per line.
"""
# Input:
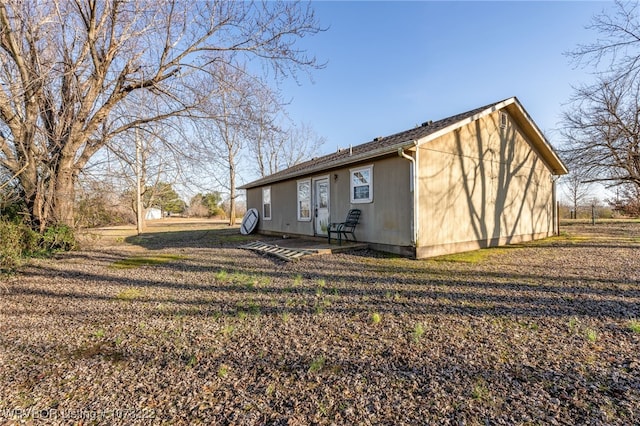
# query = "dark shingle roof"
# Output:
<box><xmin>239</xmin><ymin>99</ymin><xmax>511</xmax><ymax>189</ymax></box>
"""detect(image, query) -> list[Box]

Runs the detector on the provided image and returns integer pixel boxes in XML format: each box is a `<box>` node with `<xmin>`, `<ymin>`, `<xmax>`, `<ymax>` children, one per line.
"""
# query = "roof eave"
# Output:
<box><xmin>239</xmin><ymin>140</ymin><xmax>418</xmax><ymax>189</ymax></box>
<box><xmin>240</xmin><ymin>97</ymin><xmax>569</xmax><ymax>190</ymax></box>
<box><xmin>412</xmin><ymin>98</ymin><xmax>516</xmax><ymax>150</ymax></box>
<box><xmin>415</xmin><ymin>97</ymin><xmax>568</xmax><ymax>176</ymax></box>
<box><xmin>507</xmin><ymin>99</ymin><xmax>569</xmax><ymax>175</ymax></box>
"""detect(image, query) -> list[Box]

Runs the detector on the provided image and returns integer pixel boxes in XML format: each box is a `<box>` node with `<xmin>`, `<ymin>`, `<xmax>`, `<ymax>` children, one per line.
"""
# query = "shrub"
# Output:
<box><xmin>0</xmin><ymin>219</ymin><xmax>77</xmax><ymax>271</ymax></box>
<box><xmin>41</xmin><ymin>224</ymin><xmax>77</xmax><ymax>251</ymax></box>
<box><xmin>0</xmin><ymin>200</ymin><xmax>27</xmax><ymax>220</ymax></box>
<box><xmin>19</xmin><ymin>225</ymin><xmax>42</xmax><ymax>254</ymax></box>
<box><xmin>0</xmin><ymin>219</ymin><xmax>24</xmax><ymax>270</ymax></box>
<box><xmin>0</xmin><ymin>219</ymin><xmax>46</xmax><ymax>270</ymax></box>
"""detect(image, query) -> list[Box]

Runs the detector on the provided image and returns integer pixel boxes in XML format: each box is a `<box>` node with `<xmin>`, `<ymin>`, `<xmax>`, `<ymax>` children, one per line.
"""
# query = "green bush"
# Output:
<box><xmin>0</xmin><ymin>219</ymin><xmax>42</xmax><ymax>270</ymax></box>
<box><xmin>0</xmin><ymin>219</ymin><xmax>76</xmax><ymax>271</ymax></box>
<box><xmin>19</xmin><ymin>224</ymin><xmax>41</xmax><ymax>254</ymax></box>
<box><xmin>0</xmin><ymin>201</ymin><xmax>26</xmax><ymax>220</ymax></box>
<box><xmin>0</xmin><ymin>220</ymin><xmax>24</xmax><ymax>270</ymax></box>
<box><xmin>41</xmin><ymin>224</ymin><xmax>77</xmax><ymax>251</ymax></box>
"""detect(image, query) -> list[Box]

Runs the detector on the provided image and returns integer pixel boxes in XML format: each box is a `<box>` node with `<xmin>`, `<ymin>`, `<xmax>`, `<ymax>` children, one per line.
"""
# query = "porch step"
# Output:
<box><xmin>239</xmin><ymin>241</ymin><xmax>320</xmax><ymax>262</ymax></box>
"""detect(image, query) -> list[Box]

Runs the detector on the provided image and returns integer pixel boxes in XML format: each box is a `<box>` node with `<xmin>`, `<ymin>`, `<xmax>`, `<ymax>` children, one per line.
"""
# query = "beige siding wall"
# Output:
<box><xmin>246</xmin><ymin>180</ymin><xmax>314</xmax><ymax>236</ymax></box>
<box><xmin>416</xmin><ymin>110</ymin><xmax>554</xmax><ymax>258</ymax></box>
<box><xmin>333</xmin><ymin>157</ymin><xmax>413</xmax><ymax>247</ymax></box>
<box><xmin>245</xmin><ymin>156</ymin><xmax>413</xmax><ymax>248</ymax></box>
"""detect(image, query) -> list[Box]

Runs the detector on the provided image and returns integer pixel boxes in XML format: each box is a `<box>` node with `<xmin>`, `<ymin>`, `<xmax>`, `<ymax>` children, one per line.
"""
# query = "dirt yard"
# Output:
<box><xmin>1</xmin><ymin>219</ymin><xmax>639</xmax><ymax>425</ymax></box>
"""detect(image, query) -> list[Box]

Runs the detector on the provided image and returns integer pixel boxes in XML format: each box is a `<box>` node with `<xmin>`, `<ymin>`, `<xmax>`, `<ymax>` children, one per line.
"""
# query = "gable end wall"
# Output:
<box><xmin>416</xmin><ymin>110</ymin><xmax>555</xmax><ymax>258</ymax></box>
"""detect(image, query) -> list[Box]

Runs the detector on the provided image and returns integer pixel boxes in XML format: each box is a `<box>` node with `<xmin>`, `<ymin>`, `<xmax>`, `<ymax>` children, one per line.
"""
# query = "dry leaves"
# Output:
<box><xmin>0</xmin><ymin>222</ymin><xmax>639</xmax><ymax>424</ymax></box>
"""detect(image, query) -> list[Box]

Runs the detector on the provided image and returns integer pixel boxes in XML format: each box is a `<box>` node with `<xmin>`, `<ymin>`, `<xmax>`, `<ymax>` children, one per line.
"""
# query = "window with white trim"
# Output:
<box><xmin>350</xmin><ymin>165</ymin><xmax>373</xmax><ymax>203</ymax></box>
<box><xmin>297</xmin><ymin>179</ymin><xmax>311</xmax><ymax>221</ymax></box>
<box><xmin>262</xmin><ymin>187</ymin><xmax>271</xmax><ymax>220</ymax></box>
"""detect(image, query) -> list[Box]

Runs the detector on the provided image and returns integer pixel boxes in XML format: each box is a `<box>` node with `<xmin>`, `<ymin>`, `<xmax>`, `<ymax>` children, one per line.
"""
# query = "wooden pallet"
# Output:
<box><xmin>239</xmin><ymin>241</ymin><xmax>320</xmax><ymax>261</ymax></box>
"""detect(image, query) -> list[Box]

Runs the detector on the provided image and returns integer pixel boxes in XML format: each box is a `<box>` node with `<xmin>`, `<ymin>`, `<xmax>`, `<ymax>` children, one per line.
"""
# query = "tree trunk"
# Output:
<box><xmin>18</xmin><ymin>163</ymin><xmax>47</xmax><ymax>231</ymax></box>
<box><xmin>52</xmin><ymin>164</ymin><xmax>76</xmax><ymax>228</ymax></box>
<box><xmin>228</xmin><ymin>161</ymin><xmax>236</xmax><ymax>226</ymax></box>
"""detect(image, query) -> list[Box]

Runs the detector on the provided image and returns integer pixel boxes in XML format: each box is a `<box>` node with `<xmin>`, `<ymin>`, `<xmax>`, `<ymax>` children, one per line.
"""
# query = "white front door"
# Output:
<box><xmin>314</xmin><ymin>178</ymin><xmax>330</xmax><ymax>236</ymax></box>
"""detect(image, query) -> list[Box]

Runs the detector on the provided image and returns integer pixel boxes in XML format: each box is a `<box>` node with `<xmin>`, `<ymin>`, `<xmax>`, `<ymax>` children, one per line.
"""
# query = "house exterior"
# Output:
<box><xmin>145</xmin><ymin>207</ymin><xmax>162</xmax><ymax>220</ymax></box>
<box><xmin>239</xmin><ymin>97</ymin><xmax>568</xmax><ymax>258</ymax></box>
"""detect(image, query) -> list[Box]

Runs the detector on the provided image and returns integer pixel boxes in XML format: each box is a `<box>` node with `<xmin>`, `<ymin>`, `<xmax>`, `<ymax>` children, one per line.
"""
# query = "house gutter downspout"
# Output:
<box><xmin>398</xmin><ymin>141</ymin><xmax>419</xmax><ymax>247</ymax></box>
<box><xmin>551</xmin><ymin>174</ymin><xmax>560</xmax><ymax>236</ymax></box>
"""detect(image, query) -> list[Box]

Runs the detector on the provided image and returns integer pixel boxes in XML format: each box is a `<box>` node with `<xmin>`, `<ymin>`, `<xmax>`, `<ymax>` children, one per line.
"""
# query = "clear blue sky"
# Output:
<box><xmin>281</xmin><ymin>1</ymin><xmax>609</xmax><ymax>156</ymax></box>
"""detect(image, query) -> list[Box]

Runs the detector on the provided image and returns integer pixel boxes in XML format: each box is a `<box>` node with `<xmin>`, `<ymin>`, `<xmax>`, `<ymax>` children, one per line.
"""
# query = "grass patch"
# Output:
<box><xmin>585</xmin><ymin>328</ymin><xmax>598</xmax><ymax>342</ymax></box>
<box><xmin>371</xmin><ymin>312</ymin><xmax>382</xmax><ymax>324</ymax></box>
<box><xmin>217</xmin><ymin>364</ymin><xmax>230</xmax><ymax>378</ymax></box>
<box><xmin>111</xmin><ymin>254</ymin><xmax>184</xmax><ymax>269</ymax></box>
<box><xmin>218</xmin><ymin>234</ymin><xmax>253</xmax><ymax>243</ymax></box>
<box><xmin>293</xmin><ymin>274</ymin><xmax>303</xmax><ymax>286</ymax></box>
<box><xmin>628</xmin><ymin>319</ymin><xmax>640</xmax><ymax>333</ymax></box>
<box><xmin>433</xmin><ymin>248</ymin><xmax>511</xmax><ymax>264</ymax></box>
<box><xmin>412</xmin><ymin>323</ymin><xmax>425</xmax><ymax>343</ymax></box>
<box><xmin>308</xmin><ymin>355</ymin><xmax>325</xmax><ymax>373</ymax></box>
<box><xmin>215</xmin><ymin>270</ymin><xmax>270</xmax><ymax>288</ymax></box>
<box><xmin>186</xmin><ymin>354</ymin><xmax>198</xmax><ymax>368</ymax></box>
<box><xmin>247</xmin><ymin>300</ymin><xmax>261</xmax><ymax>316</ymax></box>
<box><xmin>221</xmin><ymin>325</ymin><xmax>235</xmax><ymax>336</ymax></box>
<box><xmin>266</xmin><ymin>384</ymin><xmax>276</xmax><ymax>396</ymax></box>
<box><xmin>314</xmin><ymin>298</ymin><xmax>331</xmax><ymax>315</ymax></box>
<box><xmin>116</xmin><ymin>288</ymin><xmax>143</xmax><ymax>301</ymax></box>
<box><xmin>527</xmin><ymin>233</ymin><xmax>591</xmax><ymax>246</ymax></box>
<box><xmin>229</xmin><ymin>271</ymin><xmax>252</xmax><ymax>285</ymax></box>
<box><xmin>471</xmin><ymin>378</ymin><xmax>490</xmax><ymax>401</ymax></box>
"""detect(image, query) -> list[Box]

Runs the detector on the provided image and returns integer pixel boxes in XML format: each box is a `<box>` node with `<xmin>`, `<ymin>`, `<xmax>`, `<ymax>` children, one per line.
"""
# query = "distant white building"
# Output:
<box><xmin>145</xmin><ymin>207</ymin><xmax>162</xmax><ymax>220</ymax></box>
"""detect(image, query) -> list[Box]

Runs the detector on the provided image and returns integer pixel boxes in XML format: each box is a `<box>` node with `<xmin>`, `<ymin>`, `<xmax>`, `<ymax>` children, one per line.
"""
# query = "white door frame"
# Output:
<box><xmin>313</xmin><ymin>176</ymin><xmax>330</xmax><ymax>236</ymax></box>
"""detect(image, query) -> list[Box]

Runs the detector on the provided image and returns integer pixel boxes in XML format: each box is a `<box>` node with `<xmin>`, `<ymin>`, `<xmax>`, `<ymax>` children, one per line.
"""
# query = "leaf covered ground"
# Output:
<box><xmin>1</xmin><ymin>221</ymin><xmax>639</xmax><ymax>425</ymax></box>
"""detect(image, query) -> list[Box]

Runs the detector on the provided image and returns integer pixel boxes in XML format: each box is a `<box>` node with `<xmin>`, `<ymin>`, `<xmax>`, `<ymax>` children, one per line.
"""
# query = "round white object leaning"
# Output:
<box><xmin>240</xmin><ymin>208</ymin><xmax>259</xmax><ymax>235</ymax></box>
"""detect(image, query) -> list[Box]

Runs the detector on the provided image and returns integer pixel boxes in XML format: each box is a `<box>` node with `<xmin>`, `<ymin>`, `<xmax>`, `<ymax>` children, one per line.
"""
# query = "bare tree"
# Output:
<box><xmin>0</xmin><ymin>0</ymin><xmax>322</xmax><ymax>230</ymax></box>
<box><xmin>568</xmin><ymin>0</ymin><xmax>640</xmax><ymax>82</ymax></box>
<box><xmin>561</xmin><ymin>76</ymin><xmax>640</xmax><ymax>191</ymax></box>
<box><xmin>563</xmin><ymin>1</ymin><xmax>640</xmax><ymax>193</ymax></box>
<box><xmin>561</xmin><ymin>169</ymin><xmax>593</xmax><ymax>219</ymax></box>
<box><xmin>196</xmin><ymin>64</ymin><xmax>255</xmax><ymax>226</ymax></box>
<box><xmin>279</xmin><ymin>122</ymin><xmax>326</xmax><ymax>171</ymax></box>
<box><xmin>251</xmin><ymin>119</ymin><xmax>326</xmax><ymax>178</ymax></box>
<box><xmin>74</xmin><ymin>177</ymin><xmax>133</xmax><ymax>228</ymax></box>
<box><xmin>105</xmin><ymin>121</ymin><xmax>186</xmax><ymax>230</ymax></box>
<box><xmin>608</xmin><ymin>183</ymin><xmax>640</xmax><ymax>216</ymax></box>
<box><xmin>242</xmin><ymin>79</ymin><xmax>326</xmax><ymax>178</ymax></box>
<box><xmin>0</xmin><ymin>164</ymin><xmax>22</xmax><ymax>215</ymax></box>
<box><xmin>246</xmin><ymin>84</ymin><xmax>286</xmax><ymax>178</ymax></box>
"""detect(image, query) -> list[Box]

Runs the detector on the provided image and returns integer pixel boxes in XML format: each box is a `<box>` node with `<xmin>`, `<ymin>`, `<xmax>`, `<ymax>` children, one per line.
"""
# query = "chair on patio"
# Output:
<box><xmin>327</xmin><ymin>209</ymin><xmax>361</xmax><ymax>245</ymax></box>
